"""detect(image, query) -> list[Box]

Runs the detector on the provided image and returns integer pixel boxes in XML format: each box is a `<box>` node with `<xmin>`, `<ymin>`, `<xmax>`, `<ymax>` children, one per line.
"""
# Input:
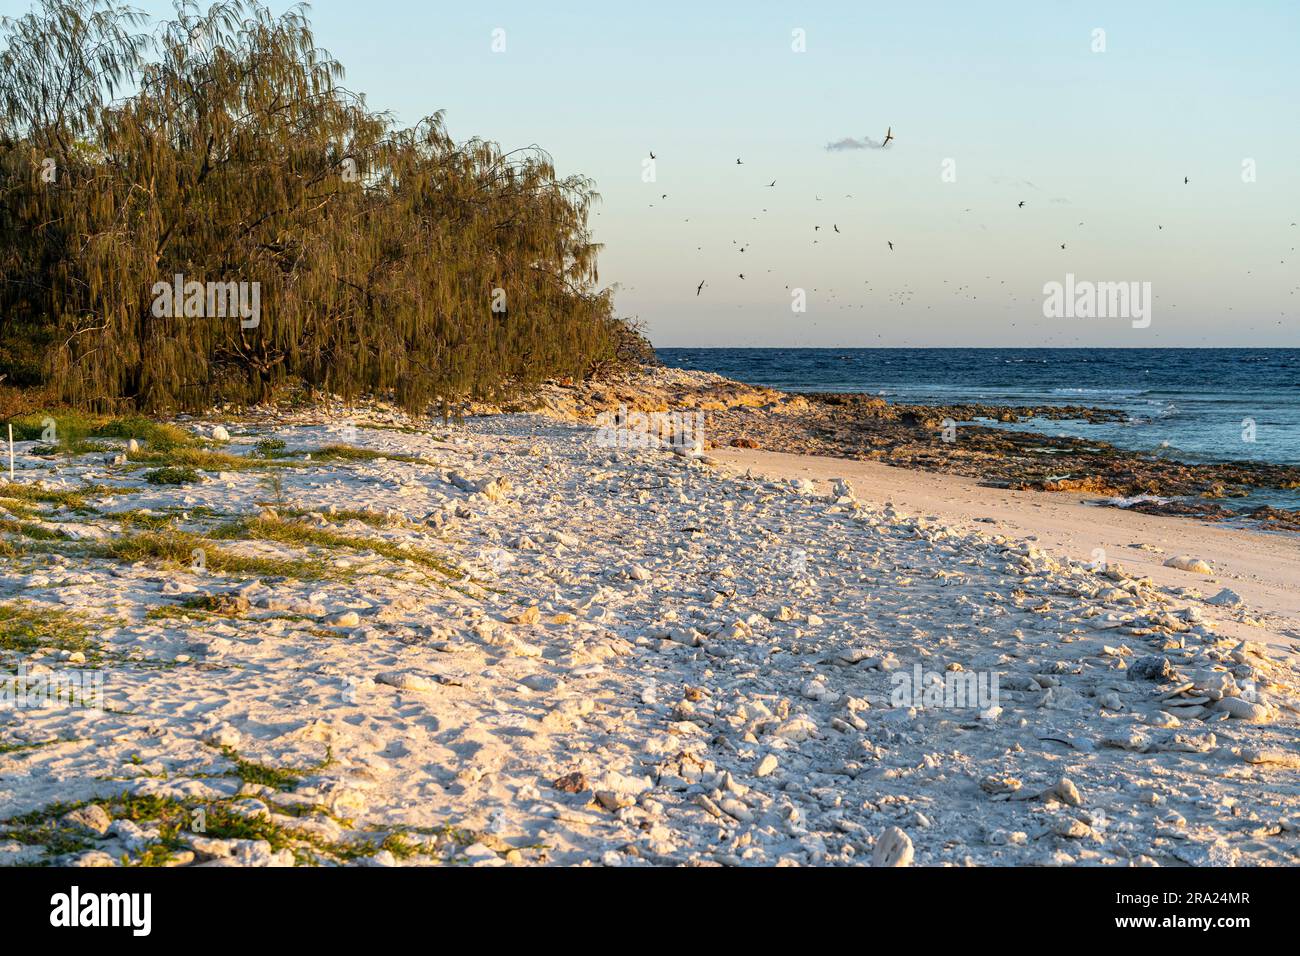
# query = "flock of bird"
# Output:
<box><xmin>625</xmin><ymin>128</ymin><xmax>1295</xmax><ymax>337</ymax></box>
<box><xmin>662</xmin><ymin>128</ymin><xmax>905</xmax><ymax>298</ymax></box>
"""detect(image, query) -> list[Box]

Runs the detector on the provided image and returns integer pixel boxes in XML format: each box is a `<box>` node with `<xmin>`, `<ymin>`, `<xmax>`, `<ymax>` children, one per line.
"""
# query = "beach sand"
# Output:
<box><xmin>1</xmin><ymin>397</ymin><xmax>1298</xmax><ymax>867</ymax></box>
<box><xmin>712</xmin><ymin>445</ymin><xmax>1300</xmax><ymax>650</ymax></box>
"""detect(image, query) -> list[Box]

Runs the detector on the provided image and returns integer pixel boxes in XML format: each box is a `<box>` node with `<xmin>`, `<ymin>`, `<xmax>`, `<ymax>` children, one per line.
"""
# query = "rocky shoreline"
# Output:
<box><xmin>518</xmin><ymin>368</ymin><xmax>1300</xmax><ymax>531</ymax></box>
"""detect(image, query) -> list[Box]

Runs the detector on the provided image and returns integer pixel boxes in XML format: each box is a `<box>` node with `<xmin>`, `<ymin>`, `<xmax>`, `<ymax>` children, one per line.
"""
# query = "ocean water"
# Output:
<box><xmin>656</xmin><ymin>349</ymin><xmax>1300</xmax><ymax>506</ymax></box>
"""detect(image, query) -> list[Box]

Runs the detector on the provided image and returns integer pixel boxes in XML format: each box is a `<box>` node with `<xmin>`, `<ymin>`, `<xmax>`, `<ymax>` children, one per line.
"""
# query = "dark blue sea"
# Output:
<box><xmin>657</xmin><ymin>349</ymin><xmax>1300</xmax><ymax>507</ymax></box>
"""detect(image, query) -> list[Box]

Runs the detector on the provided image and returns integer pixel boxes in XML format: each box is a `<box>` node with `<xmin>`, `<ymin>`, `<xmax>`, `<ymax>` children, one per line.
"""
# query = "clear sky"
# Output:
<box><xmin>6</xmin><ymin>0</ymin><xmax>1298</xmax><ymax>347</ymax></box>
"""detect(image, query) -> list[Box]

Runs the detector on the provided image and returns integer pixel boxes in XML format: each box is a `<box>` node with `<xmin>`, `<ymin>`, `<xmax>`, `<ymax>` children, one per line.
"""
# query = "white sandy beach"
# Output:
<box><xmin>1</xmin><ymin>406</ymin><xmax>1298</xmax><ymax>867</ymax></box>
<box><xmin>712</xmin><ymin>446</ymin><xmax>1300</xmax><ymax>650</ymax></box>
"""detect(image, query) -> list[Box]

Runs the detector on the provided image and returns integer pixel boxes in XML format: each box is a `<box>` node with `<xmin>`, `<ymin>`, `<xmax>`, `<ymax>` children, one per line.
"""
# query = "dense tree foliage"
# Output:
<box><xmin>0</xmin><ymin>0</ymin><xmax>625</xmax><ymax>412</ymax></box>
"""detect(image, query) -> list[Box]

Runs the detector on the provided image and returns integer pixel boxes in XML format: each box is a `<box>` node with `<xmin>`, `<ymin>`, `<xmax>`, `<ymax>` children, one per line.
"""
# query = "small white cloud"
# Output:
<box><xmin>825</xmin><ymin>135</ymin><xmax>886</xmax><ymax>151</ymax></box>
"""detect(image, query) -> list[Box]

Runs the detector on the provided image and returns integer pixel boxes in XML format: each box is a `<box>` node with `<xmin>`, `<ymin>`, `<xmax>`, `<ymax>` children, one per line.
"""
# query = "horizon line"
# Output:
<box><xmin>654</xmin><ymin>344</ymin><xmax>1300</xmax><ymax>350</ymax></box>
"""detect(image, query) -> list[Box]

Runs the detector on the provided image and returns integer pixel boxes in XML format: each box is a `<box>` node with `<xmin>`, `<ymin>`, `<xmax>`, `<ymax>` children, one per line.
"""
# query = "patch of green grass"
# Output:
<box><xmin>284</xmin><ymin>507</ymin><xmax>410</xmax><ymax>530</ymax></box>
<box><xmin>144</xmin><ymin>466</ymin><xmax>202</xmax><ymax>485</ymax></box>
<box><xmin>113</xmin><ymin>509</ymin><xmax>177</xmax><ymax>532</ymax></box>
<box><xmin>0</xmin><ymin>737</ymin><xmax>67</xmax><ymax>756</ymax></box>
<box><xmin>94</xmin><ymin>531</ymin><xmax>204</xmax><ymax>567</ymax></box>
<box><xmin>131</xmin><ymin>843</ymin><xmax>184</xmax><ymax>867</ymax></box>
<box><xmin>114</xmin><ymin>506</ymin><xmax>220</xmax><ymax>533</ymax></box>
<box><xmin>9</xmin><ymin>413</ymin><xmax>196</xmax><ymax>449</ymax></box>
<box><xmin>0</xmin><ymin>602</ymin><xmax>97</xmax><ymax>658</ymax></box>
<box><xmin>13</xmin><ymin>423</ymin><xmax>431</xmax><ymax>475</ymax></box>
<box><xmin>347</xmin><ymin>421</ymin><xmax>454</xmax><ymax>441</ymax></box>
<box><xmin>8</xmin><ymin>413</ymin><xmax>95</xmax><ymax>455</ymax></box>
<box><xmin>131</xmin><ymin>446</ymin><xmax>248</xmax><ymax>470</ymax></box>
<box><xmin>0</xmin><ymin>816</ymin><xmax>96</xmax><ymax>857</ymax></box>
<box><xmin>305</xmin><ymin>444</ymin><xmax>428</xmax><ymax>465</ymax></box>
<box><xmin>0</xmin><ymin>795</ymin><xmax>238</xmax><ymax>865</ymax></box>
<box><xmin>0</xmin><ymin>498</ymin><xmax>41</xmax><ymax>519</ymax></box>
<box><xmin>218</xmin><ymin>551</ymin><xmax>329</xmax><ymax>580</ymax></box>
<box><xmin>218</xmin><ymin>746</ymin><xmax>312</xmax><ymax>792</ymax></box>
<box><xmin>0</xmin><ymin>481</ymin><xmax>116</xmax><ymax>510</ymax></box>
<box><xmin>93</xmin><ymin>530</ymin><xmax>328</xmax><ymax>580</ymax></box>
<box><xmin>0</xmin><ymin>517</ymin><xmax>72</xmax><ymax>541</ymax></box>
<box><xmin>326</xmin><ymin>831</ymin><xmax>425</xmax><ymax>862</ymax></box>
<box><xmin>91</xmin><ymin>417</ymin><xmax>193</xmax><ymax>451</ymax></box>
<box><xmin>199</xmin><ymin>805</ymin><xmax>298</xmax><ymax>850</ymax></box>
<box><xmin>0</xmin><ymin>790</ymin><xmax>453</xmax><ymax>867</ymax></box>
<box><xmin>32</xmin><ymin>438</ymin><xmax>111</xmax><ymax>456</ymax></box>
<box><xmin>8</xmin><ymin>412</ymin><xmax>97</xmax><ymax>443</ymax></box>
<box><xmin>189</xmin><ymin>802</ymin><xmax>422</xmax><ymax>867</ymax></box>
<box><xmin>144</xmin><ymin>593</ymin><xmax>247</xmax><ymax>623</ymax></box>
<box><xmin>212</xmin><ymin>517</ymin><xmax>464</xmax><ymax>580</ymax></box>
<box><xmin>351</xmin><ymin>421</ymin><xmax>419</xmax><ymax>435</ymax></box>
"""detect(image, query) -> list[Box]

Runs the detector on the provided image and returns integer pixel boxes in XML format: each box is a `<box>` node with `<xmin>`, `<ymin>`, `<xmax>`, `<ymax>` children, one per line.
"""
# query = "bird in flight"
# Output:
<box><xmin>1184</xmin><ymin>177</ymin><xmax>1189</xmax><ymax>184</ymax></box>
<box><xmin>696</xmin><ymin>280</ymin><xmax>705</xmax><ymax>296</ymax></box>
<box><xmin>767</xmin><ymin>180</ymin><xmax>776</xmax><ymax>187</ymax></box>
<box><xmin>738</xmin><ymin>273</ymin><xmax>745</xmax><ymax>279</ymax></box>
<box><xmin>1060</xmin><ymin>243</ymin><xmax>1066</xmax><ymax>249</ymax></box>
<box><xmin>1018</xmin><ymin>201</ymin><xmax>1025</xmax><ymax>208</ymax></box>
<box><xmin>649</xmin><ymin>150</ymin><xmax>656</xmax><ymax>159</ymax></box>
<box><xmin>736</xmin><ymin>158</ymin><xmax>743</xmax><ymax>165</ymax></box>
<box><xmin>887</xmin><ymin>241</ymin><xmax>894</xmax><ymax>250</ymax></box>
<box><xmin>882</xmin><ymin>127</ymin><xmax>894</xmax><ymax>147</ymax></box>
<box><xmin>833</xmin><ymin>224</ymin><xmax>840</xmax><ymax>233</ymax></box>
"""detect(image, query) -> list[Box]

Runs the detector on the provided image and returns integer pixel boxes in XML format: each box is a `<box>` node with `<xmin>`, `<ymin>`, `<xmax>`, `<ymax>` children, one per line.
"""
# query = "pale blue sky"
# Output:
<box><xmin>6</xmin><ymin>0</ymin><xmax>1298</xmax><ymax>346</ymax></box>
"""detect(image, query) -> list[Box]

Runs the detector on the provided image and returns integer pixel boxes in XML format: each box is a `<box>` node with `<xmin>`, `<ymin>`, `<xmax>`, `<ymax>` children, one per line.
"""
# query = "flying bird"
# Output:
<box><xmin>767</xmin><ymin>180</ymin><xmax>776</xmax><ymax>187</ymax></box>
<box><xmin>887</xmin><ymin>241</ymin><xmax>894</xmax><ymax>250</ymax></box>
<box><xmin>1018</xmin><ymin>201</ymin><xmax>1025</xmax><ymax>208</ymax></box>
<box><xmin>738</xmin><ymin>273</ymin><xmax>745</xmax><ymax>279</ymax></box>
<box><xmin>1184</xmin><ymin>177</ymin><xmax>1189</xmax><ymax>184</ymax></box>
<box><xmin>736</xmin><ymin>158</ymin><xmax>743</xmax><ymax>165</ymax></box>
<box><xmin>833</xmin><ymin>224</ymin><xmax>840</xmax><ymax>233</ymax></box>
<box><xmin>882</xmin><ymin>127</ymin><xmax>894</xmax><ymax>147</ymax></box>
<box><xmin>696</xmin><ymin>280</ymin><xmax>705</xmax><ymax>296</ymax></box>
<box><xmin>649</xmin><ymin>150</ymin><xmax>656</xmax><ymax>159</ymax></box>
